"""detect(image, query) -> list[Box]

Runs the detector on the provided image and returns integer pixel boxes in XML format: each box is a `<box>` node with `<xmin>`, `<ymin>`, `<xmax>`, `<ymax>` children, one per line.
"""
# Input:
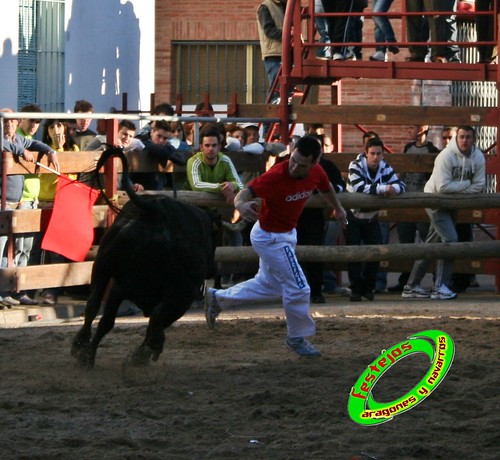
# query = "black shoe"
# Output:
<box><xmin>361</xmin><ymin>291</ymin><xmax>374</xmax><ymax>301</ymax></box>
<box><xmin>388</xmin><ymin>45</ymin><xmax>400</xmax><ymax>55</ymax></box>
<box><xmin>350</xmin><ymin>293</ymin><xmax>362</xmax><ymax>302</ymax></box>
<box><xmin>311</xmin><ymin>295</ymin><xmax>326</xmax><ymax>304</ymax></box>
<box><xmin>387</xmin><ymin>284</ymin><xmax>404</xmax><ymax>293</ymax></box>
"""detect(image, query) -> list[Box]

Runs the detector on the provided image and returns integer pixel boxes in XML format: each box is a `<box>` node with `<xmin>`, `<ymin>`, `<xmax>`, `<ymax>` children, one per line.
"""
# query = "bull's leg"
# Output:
<box><xmin>71</xmin><ymin>273</ymin><xmax>111</xmax><ymax>362</ymax></box>
<box><xmin>129</xmin><ymin>302</ymin><xmax>187</xmax><ymax>365</ymax></box>
<box><xmin>80</xmin><ymin>285</ymin><xmax>124</xmax><ymax>368</ymax></box>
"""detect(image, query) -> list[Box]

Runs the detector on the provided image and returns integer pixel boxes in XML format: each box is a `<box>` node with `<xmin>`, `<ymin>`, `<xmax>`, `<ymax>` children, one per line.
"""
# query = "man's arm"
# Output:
<box><xmin>318</xmin><ymin>183</ymin><xmax>348</xmax><ymax>226</ymax></box>
<box><xmin>257</xmin><ymin>5</ymin><xmax>282</xmax><ymax>40</ymax></box>
<box><xmin>234</xmin><ymin>187</ymin><xmax>260</xmax><ymax>221</ymax></box>
<box><xmin>142</xmin><ymin>139</ymin><xmax>188</xmax><ymax>166</ymax></box>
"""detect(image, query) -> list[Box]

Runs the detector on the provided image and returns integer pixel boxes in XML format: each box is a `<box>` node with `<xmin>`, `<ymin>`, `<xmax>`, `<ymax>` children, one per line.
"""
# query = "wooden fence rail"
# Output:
<box><xmin>0</xmin><ymin>149</ymin><xmax>499</xmax><ymax>293</ymax></box>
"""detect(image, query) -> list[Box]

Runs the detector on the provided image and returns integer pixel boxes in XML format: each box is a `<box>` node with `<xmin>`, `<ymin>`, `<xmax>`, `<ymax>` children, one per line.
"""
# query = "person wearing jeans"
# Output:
<box><xmin>369</xmin><ymin>0</ymin><xmax>399</xmax><ymax>61</ymax></box>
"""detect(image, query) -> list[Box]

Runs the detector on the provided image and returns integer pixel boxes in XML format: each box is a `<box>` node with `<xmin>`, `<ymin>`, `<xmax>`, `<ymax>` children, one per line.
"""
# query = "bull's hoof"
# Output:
<box><xmin>127</xmin><ymin>346</ymin><xmax>157</xmax><ymax>366</ymax></box>
<box><xmin>71</xmin><ymin>343</ymin><xmax>96</xmax><ymax>368</ymax></box>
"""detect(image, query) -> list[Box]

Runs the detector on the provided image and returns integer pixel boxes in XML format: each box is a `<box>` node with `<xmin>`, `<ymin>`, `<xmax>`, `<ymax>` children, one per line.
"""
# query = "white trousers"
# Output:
<box><xmin>215</xmin><ymin>221</ymin><xmax>315</xmax><ymax>338</ymax></box>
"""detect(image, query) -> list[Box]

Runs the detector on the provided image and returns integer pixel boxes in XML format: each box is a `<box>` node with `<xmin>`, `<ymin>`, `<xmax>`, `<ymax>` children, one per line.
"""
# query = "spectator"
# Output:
<box><xmin>345</xmin><ymin>137</ymin><xmax>406</xmax><ymax>301</ymax></box>
<box><xmin>314</xmin><ymin>0</ymin><xmax>332</xmax><ymax>59</ymax></box>
<box><xmin>406</xmin><ymin>0</ymin><xmax>460</xmax><ymax>62</ymax></box>
<box><xmin>85</xmin><ymin>119</ymin><xmax>145</xmax><ymax>153</ymax></box>
<box><xmin>14</xmin><ymin>104</ymin><xmax>45</xmax><ymax>305</ymax></box>
<box><xmin>388</xmin><ymin>125</ymin><xmax>439</xmax><ymax>292</ymax></box>
<box><xmin>135</xmin><ymin>102</ymin><xmax>175</xmax><ymax>140</ymax></box>
<box><xmin>257</xmin><ymin>0</ymin><xmax>287</xmax><ymax>102</ymax></box>
<box><xmin>369</xmin><ymin>0</ymin><xmax>400</xmax><ymax>61</ymax></box>
<box><xmin>1</xmin><ymin>108</ymin><xmax>59</xmax><ymax>307</ymax></box>
<box><xmin>186</xmin><ymin>125</ymin><xmax>245</xmax><ymax>291</ymax></box>
<box><xmin>134</xmin><ymin>119</ymin><xmax>188</xmax><ymax>190</ymax></box>
<box><xmin>475</xmin><ymin>0</ymin><xmax>497</xmax><ymax>63</ymax></box>
<box><xmin>347</xmin><ymin>0</ymin><xmax>366</xmax><ymax>60</ymax></box>
<box><xmin>295</xmin><ymin>136</ymin><xmax>348</xmax><ymax>303</ymax></box>
<box><xmin>402</xmin><ymin>125</ymin><xmax>485</xmax><ymax>300</ymax></box>
<box><xmin>323</xmin><ymin>0</ymin><xmax>352</xmax><ymax>61</ymax></box>
<box><xmin>73</xmin><ymin>100</ymin><xmax>97</xmax><ymax>149</ymax></box>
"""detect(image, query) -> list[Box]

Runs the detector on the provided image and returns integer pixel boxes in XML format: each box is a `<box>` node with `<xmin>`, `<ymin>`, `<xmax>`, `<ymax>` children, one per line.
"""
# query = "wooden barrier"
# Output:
<box><xmin>0</xmin><ymin>148</ymin><xmax>498</xmax><ymax>293</ymax></box>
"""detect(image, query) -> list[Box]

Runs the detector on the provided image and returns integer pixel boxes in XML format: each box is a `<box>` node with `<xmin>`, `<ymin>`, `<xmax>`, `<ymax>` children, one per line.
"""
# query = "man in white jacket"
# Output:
<box><xmin>402</xmin><ymin>125</ymin><xmax>486</xmax><ymax>300</ymax></box>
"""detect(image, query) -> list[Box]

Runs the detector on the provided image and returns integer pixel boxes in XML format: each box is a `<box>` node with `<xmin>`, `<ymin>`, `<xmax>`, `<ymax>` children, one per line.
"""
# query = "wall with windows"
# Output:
<box><xmin>154</xmin><ymin>0</ymin><xmax>427</xmax><ymax>152</ymax></box>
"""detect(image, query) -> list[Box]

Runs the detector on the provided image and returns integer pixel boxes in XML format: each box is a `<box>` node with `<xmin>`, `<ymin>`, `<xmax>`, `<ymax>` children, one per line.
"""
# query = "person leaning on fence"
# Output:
<box><xmin>204</xmin><ymin>135</ymin><xmax>348</xmax><ymax>358</ymax></box>
<box><xmin>402</xmin><ymin>125</ymin><xmax>486</xmax><ymax>301</ymax></box>
<box><xmin>133</xmin><ymin>119</ymin><xmax>188</xmax><ymax>190</ymax></box>
<box><xmin>388</xmin><ymin>124</ymin><xmax>439</xmax><ymax>292</ymax></box>
<box><xmin>345</xmin><ymin>137</ymin><xmax>406</xmax><ymax>302</ymax></box>
<box><xmin>13</xmin><ymin>104</ymin><xmax>45</xmax><ymax>306</ymax></box>
<box><xmin>0</xmin><ymin>108</ymin><xmax>59</xmax><ymax>308</ymax></box>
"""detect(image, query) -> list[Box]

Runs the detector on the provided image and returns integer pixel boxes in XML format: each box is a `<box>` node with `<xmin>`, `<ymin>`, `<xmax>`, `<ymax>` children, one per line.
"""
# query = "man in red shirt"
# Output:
<box><xmin>205</xmin><ymin>135</ymin><xmax>347</xmax><ymax>357</ymax></box>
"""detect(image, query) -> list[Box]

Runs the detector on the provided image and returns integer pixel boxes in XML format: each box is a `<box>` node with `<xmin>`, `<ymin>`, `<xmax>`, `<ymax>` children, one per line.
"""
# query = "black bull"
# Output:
<box><xmin>71</xmin><ymin>147</ymin><xmax>215</xmax><ymax>367</ymax></box>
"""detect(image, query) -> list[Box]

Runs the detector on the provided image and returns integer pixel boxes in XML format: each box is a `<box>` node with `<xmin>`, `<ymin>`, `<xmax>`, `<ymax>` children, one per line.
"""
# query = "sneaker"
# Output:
<box><xmin>285</xmin><ymin>337</ymin><xmax>321</xmax><ymax>357</ymax></box>
<box><xmin>41</xmin><ymin>293</ymin><xmax>57</xmax><ymax>305</ymax></box>
<box><xmin>431</xmin><ymin>285</ymin><xmax>457</xmax><ymax>300</ymax></box>
<box><xmin>316</xmin><ymin>46</ymin><xmax>331</xmax><ymax>60</ymax></box>
<box><xmin>387</xmin><ymin>284</ymin><xmax>404</xmax><ymax>293</ymax></box>
<box><xmin>17</xmin><ymin>294</ymin><xmax>38</xmax><ymax>305</ymax></box>
<box><xmin>204</xmin><ymin>287</ymin><xmax>221</xmax><ymax>329</ymax></box>
<box><xmin>332</xmin><ymin>53</ymin><xmax>345</xmax><ymax>61</ymax></box>
<box><xmin>388</xmin><ymin>45</ymin><xmax>400</xmax><ymax>55</ymax></box>
<box><xmin>310</xmin><ymin>294</ymin><xmax>326</xmax><ymax>304</ymax></box>
<box><xmin>369</xmin><ymin>51</ymin><xmax>386</xmax><ymax>62</ymax></box>
<box><xmin>1</xmin><ymin>296</ymin><xmax>20</xmax><ymax>306</ymax></box>
<box><xmin>362</xmin><ymin>290</ymin><xmax>375</xmax><ymax>301</ymax></box>
<box><xmin>324</xmin><ymin>286</ymin><xmax>351</xmax><ymax>296</ymax></box>
<box><xmin>402</xmin><ymin>285</ymin><xmax>431</xmax><ymax>298</ymax></box>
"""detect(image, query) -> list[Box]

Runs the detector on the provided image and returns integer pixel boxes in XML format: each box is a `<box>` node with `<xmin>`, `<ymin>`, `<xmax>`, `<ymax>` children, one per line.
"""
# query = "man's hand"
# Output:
<box><xmin>237</xmin><ymin>201</ymin><xmax>259</xmax><ymax>222</ymax></box>
<box><xmin>220</xmin><ymin>181</ymin><xmax>236</xmax><ymax>204</ymax></box>
<box><xmin>330</xmin><ymin>206</ymin><xmax>348</xmax><ymax>229</ymax></box>
<box><xmin>47</xmin><ymin>151</ymin><xmax>60</xmax><ymax>172</ymax></box>
<box><xmin>21</xmin><ymin>149</ymin><xmax>35</xmax><ymax>163</ymax></box>
<box><xmin>384</xmin><ymin>184</ymin><xmax>397</xmax><ymax>196</ymax></box>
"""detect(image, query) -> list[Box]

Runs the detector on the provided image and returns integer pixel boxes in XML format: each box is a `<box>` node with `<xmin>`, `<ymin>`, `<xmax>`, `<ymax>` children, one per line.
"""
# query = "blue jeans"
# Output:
<box><xmin>407</xmin><ymin>209</ymin><xmax>458</xmax><ymax>289</ymax></box>
<box><xmin>372</xmin><ymin>0</ymin><xmax>396</xmax><ymax>51</ymax></box>
<box><xmin>315</xmin><ymin>0</ymin><xmax>330</xmax><ymax>44</ymax></box>
<box><xmin>264</xmin><ymin>57</ymin><xmax>281</xmax><ymax>100</ymax></box>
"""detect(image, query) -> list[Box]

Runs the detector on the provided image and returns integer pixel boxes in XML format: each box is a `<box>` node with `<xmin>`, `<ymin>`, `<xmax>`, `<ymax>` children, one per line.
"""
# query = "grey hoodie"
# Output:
<box><xmin>424</xmin><ymin>136</ymin><xmax>485</xmax><ymax>194</ymax></box>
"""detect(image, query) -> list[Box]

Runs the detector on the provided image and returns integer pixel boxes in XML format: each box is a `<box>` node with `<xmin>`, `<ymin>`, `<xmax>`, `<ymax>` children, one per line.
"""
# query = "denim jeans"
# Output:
<box><xmin>407</xmin><ymin>209</ymin><xmax>458</xmax><ymax>289</ymax></box>
<box><xmin>315</xmin><ymin>0</ymin><xmax>330</xmax><ymax>44</ymax></box>
<box><xmin>372</xmin><ymin>0</ymin><xmax>396</xmax><ymax>51</ymax></box>
<box><xmin>263</xmin><ymin>56</ymin><xmax>281</xmax><ymax>100</ymax></box>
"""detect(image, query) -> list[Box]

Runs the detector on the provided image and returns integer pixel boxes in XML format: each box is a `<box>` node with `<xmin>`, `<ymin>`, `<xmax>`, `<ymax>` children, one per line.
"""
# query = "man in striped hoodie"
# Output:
<box><xmin>345</xmin><ymin>136</ymin><xmax>406</xmax><ymax>302</ymax></box>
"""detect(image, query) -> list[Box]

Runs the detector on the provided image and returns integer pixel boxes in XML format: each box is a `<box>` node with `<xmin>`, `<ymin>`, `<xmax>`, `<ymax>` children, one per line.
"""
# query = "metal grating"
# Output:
<box><xmin>18</xmin><ymin>0</ymin><xmax>65</xmax><ymax>112</ymax></box>
<box><xmin>453</xmin><ymin>19</ymin><xmax>497</xmax><ymax>192</ymax></box>
<box><xmin>173</xmin><ymin>41</ymin><xmax>268</xmax><ymax>105</ymax></box>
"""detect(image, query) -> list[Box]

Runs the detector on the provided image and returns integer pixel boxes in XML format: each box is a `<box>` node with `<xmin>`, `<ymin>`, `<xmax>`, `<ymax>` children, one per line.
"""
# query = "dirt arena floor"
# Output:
<box><xmin>0</xmin><ymin>279</ymin><xmax>498</xmax><ymax>459</ymax></box>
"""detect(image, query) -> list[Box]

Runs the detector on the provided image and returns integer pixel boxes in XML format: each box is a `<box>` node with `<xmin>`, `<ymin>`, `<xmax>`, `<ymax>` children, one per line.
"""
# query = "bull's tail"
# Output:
<box><xmin>94</xmin><ymin>146</ymin><xmax>145</xmax><ymax>212</ymax></box>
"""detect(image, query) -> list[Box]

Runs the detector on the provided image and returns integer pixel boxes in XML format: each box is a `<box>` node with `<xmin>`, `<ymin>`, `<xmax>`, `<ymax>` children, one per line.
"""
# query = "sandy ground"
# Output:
<box><xmin>0</xmin><ymin>278</ymin><xmax>498</xmax><ymax>459</ymax></box>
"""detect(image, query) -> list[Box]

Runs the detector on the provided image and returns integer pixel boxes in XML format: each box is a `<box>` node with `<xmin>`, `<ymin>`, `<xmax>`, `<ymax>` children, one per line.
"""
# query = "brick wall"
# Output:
<box><xmin>156</xmin><ymin>0</ymin><xmax>451</xmax><ymax>151</ymax></box>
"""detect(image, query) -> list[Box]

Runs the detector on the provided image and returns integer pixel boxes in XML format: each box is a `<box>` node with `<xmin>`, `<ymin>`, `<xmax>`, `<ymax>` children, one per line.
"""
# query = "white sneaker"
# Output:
<box><xmin>431</xmin><ymin>285</ymin><xmax>457</xmax><ymax>300</ymax></box>
<box><xmin>332</xmin><ymin>53</ymin><xmax>345</xmax><ymax>61</ymax></box>
<box><xmin>369</xmin><ymin>51</ymin><xmax>386</xmax><ymax>62</ymax></box>
<box><xmin>402</xmin><ymin>285</ymin><xmax>431</xmax><ymax>298</ymax></box>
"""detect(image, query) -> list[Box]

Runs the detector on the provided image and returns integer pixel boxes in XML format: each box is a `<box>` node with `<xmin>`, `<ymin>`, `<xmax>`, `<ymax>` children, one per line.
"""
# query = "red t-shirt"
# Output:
<box><xmin>248</xmin><ymin>160</ymin><xmax>331</xmax><ymax>233</ymax></box>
